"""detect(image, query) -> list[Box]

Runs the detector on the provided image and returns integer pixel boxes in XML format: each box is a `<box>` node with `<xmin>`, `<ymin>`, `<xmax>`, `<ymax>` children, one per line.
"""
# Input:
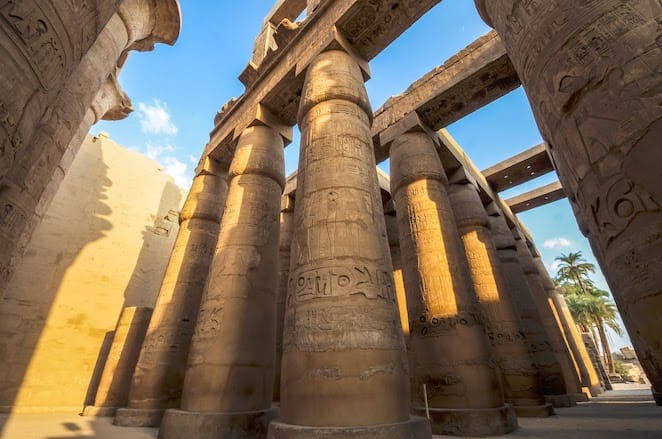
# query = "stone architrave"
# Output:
<box><xmin>114</xmin><ymin>158</ymin><xmax>228</xmax><ymax>428</ymax></box>
<box><xmin>159</xmin><ymin>119</ymin><xmax>287</xmax><ymax>438</ymax></box>
<box><xmin>269</xmin><ymin>47</ymin><xmax>430</xmax><ymax>438</ymax></box>
<box><xmin>83</xmin><ymin>307</ymin><xmax>153</xmax><ymax>417</ymax></box>
<box><xmin>0</xmin><ymin>0</ymin><xmax>181</xmax><ymax>298</ymax></box>
<box><xmin>513</xmin><ymin>231</ymin><xmax>587</xmax><ymax>402</ymax></box>
<box><xmin>487</xmin><ymin>211</ymin><xmax>576</xmax><ymax>408</ymax></box>
<box><xmin>390</xmin><ymin>130</ymin><xmax>516</xmax><ymax>436</ymax></box>
<box><xmin>475</xmin><ymin>0</ymin><xmax>662</xmax><ymax>405</ymax></box>
<box><xmin>274</xmin><ymin>195</ymin><xmax>295</xmax><ymax>402</ymax></box>
<box><xmin>532</xmin><ymin>254</ymin><xmax>603</xmax><ymax>397</ymax></box>
<box><xmin>448</xmin><ymin>182</ymin><xmax>552</xmax><ymax>418</ymax></box>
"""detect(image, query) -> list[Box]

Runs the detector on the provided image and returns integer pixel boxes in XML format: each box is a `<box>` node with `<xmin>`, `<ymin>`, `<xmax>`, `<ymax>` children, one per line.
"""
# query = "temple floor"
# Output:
<box><xmin>0</xmin><ymin>384</ymin><xmax>657</xmax><ymax>438</ymax></box>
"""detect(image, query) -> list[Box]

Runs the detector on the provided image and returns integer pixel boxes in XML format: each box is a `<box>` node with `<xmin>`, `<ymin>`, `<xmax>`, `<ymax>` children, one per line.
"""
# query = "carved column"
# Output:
<box><xmin>385</xmin><ymin>212</ymin><xmax>410</xmax><ymax>340</ymax></box>
<box><xmin>83</xmin><ymin>307</ymin><xmax>152</xmax><ymax>416</ymax></box>
<box><xmin>273</xmin><ymin>194</ymin><xmax>294</xmax><ymax>402</ymax></box>
<box><xmin>448</xmin><ymin>182</ymin><xmax>552</xmax><ymax>418</ymax></box>
<box><xmin>487</xmin><ymin>211</ymin><xmax>576</xmax><ymax>408</ymax></box>
<box><xmin>390</xmin><ymin>130</ymin><xmax>516</xmax><ymax>436</ymax></box>
<box><xmin>114</xmin><ymin>157</ymin><xmax>228</xmax><ymax>428</ymax></box>
<box><xmin>513</xmin><ymin>230</ymin><xmax>587</xmax><ymax>402</ymax></box>
<box><xmin>475</xmin><ymin>0</ymin><xmax>662</xmax><ymax>404</ymax></box>
<box><xmin>159</xmin><ymin>118</ymin><xmax>286</xmax><ymax>438</ymax></box>
<box><xmin>269</xmin><ymin>47</ymin><xmax>430</xmax><ymax>438</ymax></box>
<box><xmin>0</xmin><ymin>0</ymin><xmax>181</xmax><ymax>297</ymax></box>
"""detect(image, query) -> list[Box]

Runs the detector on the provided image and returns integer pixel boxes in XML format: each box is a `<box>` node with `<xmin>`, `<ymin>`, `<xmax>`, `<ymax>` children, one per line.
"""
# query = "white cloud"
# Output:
<box><xmin>163</xmin><ymin>156</ymin><xmax>191</xmax><ymax>189</ymax></box>
<box><xmin>543</xmin><ymin>237</ymin><xmax>572</xmax><ymax>249</ymax></box>
<box><xmin>548</xmin><ymin>260</ymin><xmax>563</xmax><ymax>273</ymax></box>
<box><xmin>188</xmin><ymin>154</ymin><xmax>198</xmax><ymax>164</ymax></box>
<box><xmin>144</xmin><ymin>143</ymin><xmax>175</xmax><ymax>161</ymax></box>
<box><xmin>137</xmin><ymin>100</ymin><xmax>178</xmax><ymax>136</ymax></box>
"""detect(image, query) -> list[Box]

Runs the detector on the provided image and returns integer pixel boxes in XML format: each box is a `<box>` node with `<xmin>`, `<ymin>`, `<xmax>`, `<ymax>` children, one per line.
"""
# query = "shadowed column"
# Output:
<box><xmin>159</xmin><ymin>122</ymin><xmax>286</xmax><ymax>438</ymax></box>
<box><xmin>274</xmin><ymin>195</ymin><xmax>294</xmax><ymax>403</ymax></box>
<box><xmin>475</xmin><ymin>0</ymin><xmax>662</xmax><ymax>404</ymax></box>
<box><xmin>269</xmin><ymin>47</ymin><xmax>430</xmax><ymax>439</ymax></box>
<box><xmin>513</xmin><ymin>229</ymin><xmax>586</xmax><ymax>403</ymax></box>
<box><xmin>390</xmin><ymin>131</ymin><xmax>516</xmax><ymax>436</ymax></box>
<box><xmin>487</xmin><ymin>211</ymin><xmax>576</xmax><ymax>408</ymax></box>
<box><xmin>448</xmin><ymin>181</ymin><xmax>553</xmax><ymax>418</ymax></box>
<box><xmin>115</xmin><ymin>157</ymin><xmax>228</xmax><ymax>427</ymax></box>
<box><xmin>83</xmin><ymin>307</ymin><xmax>152</xmax><ymax>417</ymax></box>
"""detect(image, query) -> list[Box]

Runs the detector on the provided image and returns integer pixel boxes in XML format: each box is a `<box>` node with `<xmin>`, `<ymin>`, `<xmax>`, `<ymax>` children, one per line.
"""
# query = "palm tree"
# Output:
<box><xmin>554</xmin><ymin>251</ymin><xmax>596</xmax><ymax>295</ymax></box>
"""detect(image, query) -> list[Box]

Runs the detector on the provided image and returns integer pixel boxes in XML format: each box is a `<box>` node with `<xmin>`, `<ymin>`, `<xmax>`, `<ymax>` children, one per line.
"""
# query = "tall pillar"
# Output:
<box><xmin>269</xmin><ymin>47</ymin><xmax>430</xmax><ymax>438</ymax></box>
<box><xmin>385</xmin><ymin>212</ymin><xmax>410</xmax><ymax>340</ymax></box>
<box><xmin>390</xmin><ymin>130</ymin><xmax>516</xmax><ymax>436</ymax></box>
<box><xmin>448</xmin><ymin>181</ymin><xmax>552</xmax><ymax>418</ymax></box>
<box><xmin>487</xmin><ymin>211</ymin><xmax>576</xmax><ymax>408</ymax></box>
<box><xmin>0</xmin><ymin>0</ymin><xmax>181</xmax><ymax>297</ymax></box>
<box><xmin>159</xmin><ymin>118</ymin><xmax>287</xmax><ymax>438</ymax></box>
<box><xmin>274</xmin><ymin>195</ymin><xmax>295</xmax><ymax>402</ymax></box>
<box><xmin>115</xmin><ymin>157</ymin><xmax>228</xmax><ymax>427</ymax></box>
<box><xmin>513</xmin><ymin>230</ymin><xmax>586</xmax><ymax>402</ymax></box>
<box><xmin>83</xmin><ymin>307</ymin><xmax>153</xmax><ymax>416</ymax></box>
<box><xmin>475</xmin><ymin>0</ymin><xmax>662</xmax><ymax>404</ymax></box>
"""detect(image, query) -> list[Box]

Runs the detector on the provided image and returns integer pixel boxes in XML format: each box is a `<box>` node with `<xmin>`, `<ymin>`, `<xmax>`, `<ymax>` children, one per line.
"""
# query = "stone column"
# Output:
<box><xmin>0</xmin><ymin>0</ymin><xmax>181</xmax><ymax>298</ymax></box>
<box><xmin>549</xmin><ymin>286</ymin><xmax>603</xmax><ymax>397</ymax></box>
<box><xmin>269</xmin><ymin>47</ymin><xmax>430</xmax><ymax>438</ymax></box>
<box><xmin>487</xmin><ymin>211</ymin><xmax>576</xmax><ymax>407</ymax></box>
<box><xmin>115</xmin><ymin>157</ymin><xmax>228</xmax><ymax>427</ymax></box>
<box><xmin>159</xmin><ymin>117</ymin><xmax>287</xmax><ymax>438</ymax></box>
<box><xmin>448</xmin><ymin>182</ymin><xmax>552</xmax><ymax>418</ymax></box>
<box><xmin>385</xmin><ymin>211</ymin><xmax>410</xmax><ymax>340</ymax></box>
<box><xmin>513</xmin><ymin>230</ymin><xmax>586</xmax><ymax>402</ymax></box>
<box><xmin>389</xmin><ymin>130</ymin><xmax>516</xmax><ymax>436</ymax></box>
<box><xmin>475</xmin><ymin>0</ymin><xmax>662</xmax><ymax>404</ymax></box>
<box><xmin>83</xmin><ymin>307</ymin><xmax>153</xmax><ymax>416</ymax></box>
<box><xmin>274</xmin><ymin>195</ymin><xmax>295</xmax><ymax>403</ymax></box>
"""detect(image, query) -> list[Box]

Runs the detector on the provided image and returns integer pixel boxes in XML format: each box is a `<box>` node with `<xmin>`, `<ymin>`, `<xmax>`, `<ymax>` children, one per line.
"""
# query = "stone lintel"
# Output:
<box><xmin>265</xmin><ymin>0</ymin><xmax>307</xmax><ymax>25</ymax></box>
<box><xmin>373</xmin><ymin>31</ymin><xmax>519</xmax><ymax>163</ymax></box>
<box><xmin>379</xmin><ymin>111</ymin><xmax>437</xmax><ymax>151</ymax></box>
<box><xmin>250</xmin><ymin>104</ymin><xmax>294</xmax><ymax>146</ymax></box>
<box><xmin>506</xmin><ymin>181</ymin><xmax>566</xmax><ymax>214</ymax></box>
<box><xmin>482</xmin><ymin>143</ymin><xmax>554</xmax><ymax>192</ymax></box>
<box><xmin>205</xmin><ymin>0</ymin><xmax>442</xmax><ymax>167</ymax></box>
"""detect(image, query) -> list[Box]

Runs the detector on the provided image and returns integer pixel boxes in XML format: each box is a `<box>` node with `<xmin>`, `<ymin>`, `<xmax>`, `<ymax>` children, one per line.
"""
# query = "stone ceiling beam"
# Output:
<box><xmin>482</xmin><ymin>143</ymin><xmax>554</xmax><ymax>192</ymax></box>
<box><xmin>506</xmin><ymin>181</ymin><xmax>566</xmax><ymax>214</ymax></box>
<box><xmin>203</xmin><ymin>0</ymin><xmax>442</xmax><ymax>169</ymax></box>
<box><xmin>373</xmin><ymin>31</ymin><xmax>519</xmax><ymax>163</ymax></box>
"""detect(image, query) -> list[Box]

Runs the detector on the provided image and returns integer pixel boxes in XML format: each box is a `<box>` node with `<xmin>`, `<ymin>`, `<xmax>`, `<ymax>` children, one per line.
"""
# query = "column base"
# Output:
<box><xmin>586</xmin><ymin>385</ymin><xmax>603</xmax><ymax>397</ymax></box>
<box><xmin>81</xmin><ymin>405</ymin><xmax>117</xmax><ymax>417</ymax></box>
<box><xmin>544</xmin><ymin>394</ymin><xmax>577</xmax><ymax>408</ymax></box>
<box><xmin>267</xmin><ymin>416</ymin><xmax>431</xmax><ymax>439</ymax></box>
<box><xmin>652</xmin><ymin>388</ymin><xmax>662</xmax><ymax>406</ymax></box>
<box><xmin>159</xmin><ymin>407</ymin><xmax>278</xmax><ymax>439</ymax></box>
<box><xmin>512</xmin><ymin>403</ymin><xmax>554</xmax><ymax>417</ymax></box>
<box><xmin>114</xmin><ymin>407</ymin><xmax>166</xmax><ymax>427</ymax></box>
<box><xmin>413</xmin><ymin>404</ymin><xmax>517</xmax><ymax>436</ymax></box>
<box><xmin>572</xmin><ymin>391</ymin><xmax>590</xmax><ymax>402</ymax></box>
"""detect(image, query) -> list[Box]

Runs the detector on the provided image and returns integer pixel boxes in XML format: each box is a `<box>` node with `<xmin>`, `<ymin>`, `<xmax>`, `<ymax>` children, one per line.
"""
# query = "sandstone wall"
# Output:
<box><xmin>0</xmin><ymin>133</ymin><xmax>186</xmax><ymax>412</ymax></box>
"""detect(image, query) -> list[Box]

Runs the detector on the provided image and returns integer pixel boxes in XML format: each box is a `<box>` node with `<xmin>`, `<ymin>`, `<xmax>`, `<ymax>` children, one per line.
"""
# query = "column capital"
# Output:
<box><xmin>380</xmin><ymin>111</ymin><xmax>439</xmax><ymax>151</ymax></box>
<box><xmin>92</xmin><ymin>69</ymin><xmax>133</xmax><ymax>123</ymax></box>
<box><xmin>117</xmin><ymin>0</ymin><xmax>181</xmax><ymax>52</ymax></box>
<box><xmin>249</xmin><ymin>104</ymin><xmax>293</xmax><ymax>146</ymax></box>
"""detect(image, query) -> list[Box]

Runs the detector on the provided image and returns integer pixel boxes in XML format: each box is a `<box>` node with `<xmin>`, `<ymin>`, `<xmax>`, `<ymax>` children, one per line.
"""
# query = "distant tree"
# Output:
<box><xmin>554</xmin><ymin>251</ymin><xmax>596</xmax><ymax>295</ymax></box>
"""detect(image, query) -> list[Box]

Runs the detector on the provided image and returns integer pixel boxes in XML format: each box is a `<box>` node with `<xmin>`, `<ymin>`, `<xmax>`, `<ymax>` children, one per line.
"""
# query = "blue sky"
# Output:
<box><xmin>93</xmin><ymin>1</ymin><xmax>631</xmax><ymax>349</ymax></box>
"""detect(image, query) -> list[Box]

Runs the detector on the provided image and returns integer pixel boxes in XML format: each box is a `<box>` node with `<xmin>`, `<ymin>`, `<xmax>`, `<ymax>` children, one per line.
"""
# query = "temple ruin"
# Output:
<box><xmin>0</xmin><ymin>0</ymin><xmax>659</xmax><ymax>438</ymax></box>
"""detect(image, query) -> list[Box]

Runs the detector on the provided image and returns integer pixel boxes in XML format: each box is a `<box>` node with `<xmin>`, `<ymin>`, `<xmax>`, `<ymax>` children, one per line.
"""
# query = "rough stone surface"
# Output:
<box><xmin>390</xmin><ymin>131</ymin><xmax>512</xmax><ymax>435</ymax></box>
<box><xmin>116</xmin><ymin>158</ymin><xmax>228</xmax><ymax>428</ymax></box>
<box><xmin>476</xmin><ymin>0</ymin><xmax>662</xmax><ymax>396</ymax></box>
<box><xmin>448</xmin><ymin>182</ymin><xmax>550</xmax><ymax>416</ymax></box>
<box><xmin>83</xmin><ymin>306</ymin><xmax>153</xmax><ymax>417</ymax></box>
<box><xmin>280</xmin><ymin>49</ymin><xmax>415</xmax><ymax>431</ymax></box>
<box><xmin>159</xmin><ymin>407</ymin><xmax>279</xmax><ymax>439</ymax></box>
<box><xmin>0</xmin><ymin>134</ymin><xmax>185</xmax><ymax>413</ymax></box>
<box><xmin>268</xmin><ymin>416</ymin><xmax>432</xmax><ymax>439</ymax></box>
<box><xmin>415</xmin><ymin>404</ymin><xmax>517</xmax><ymax>437</ymax></box>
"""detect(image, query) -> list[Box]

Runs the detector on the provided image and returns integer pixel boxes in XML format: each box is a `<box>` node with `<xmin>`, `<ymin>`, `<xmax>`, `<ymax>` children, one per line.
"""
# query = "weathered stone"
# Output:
<box><xmin>115</xmin><ymin>157</ymin><xmax>228</xmax><ymax>428</ymax></box>
<box><xmin>385</xmin><ymin>213</ymin><xmax>410</xmax><ymax>340</ymax></box>
<box><xmin>390</xmin><ymin>131</ymin><xmax>515</xmax><ymax>436</ymax></box>
<box><xmin>487</xmin><ymin>212</ymin><xmax>575</xmax><ymax>407</ymax></box>
<box><xmin>475</xmin><ymin>0</ymin><xmax>662</xmax><ymax>403</ymax></box>
<box><xmin>513</xmin><ymin>231</ymin><xmax>585</xmax><ymax>401</ymax></box>
<box><xmin>272</xmin><ymin>48</ymin><xmax>426</xmax><ymax>438</ymax></box>
<box><xmin>448</xmin><ymin>182</ymin><xmax>552</xmax><ymax>418</ymax></box>
<box><xmin>83</xmin><ymin>307</ymin><xmax>152</xmax><ymax>417</ymax></box>
<box><xmin>159</xmin><ymin>121</ymin><xmax>285</xmax><ymax>438</ymax></box>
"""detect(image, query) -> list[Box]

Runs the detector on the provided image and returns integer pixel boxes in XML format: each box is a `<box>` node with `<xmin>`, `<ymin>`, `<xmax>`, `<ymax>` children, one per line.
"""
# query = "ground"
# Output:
<box><xmin>0</xmin><ymin>384</ymin><xmax>658</xmax><ymax>438</ymax></box>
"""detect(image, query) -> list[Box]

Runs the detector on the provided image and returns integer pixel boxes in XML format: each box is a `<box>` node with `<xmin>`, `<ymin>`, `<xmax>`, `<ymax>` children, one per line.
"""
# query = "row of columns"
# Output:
<box><xmin>83</xmin><ymin>34</ymin><xmax>611</xmax><ymax>438</ymax></box>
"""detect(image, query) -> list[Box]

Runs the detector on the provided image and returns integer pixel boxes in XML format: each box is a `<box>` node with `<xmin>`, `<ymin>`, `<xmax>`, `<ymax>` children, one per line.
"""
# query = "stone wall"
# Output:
<box><xmin>0</xmin><ymin>133</ymin><xmax>186</xmax><ymax>413</ymax></box>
